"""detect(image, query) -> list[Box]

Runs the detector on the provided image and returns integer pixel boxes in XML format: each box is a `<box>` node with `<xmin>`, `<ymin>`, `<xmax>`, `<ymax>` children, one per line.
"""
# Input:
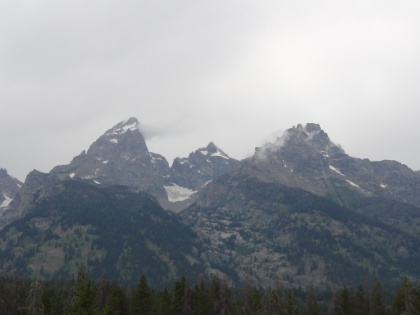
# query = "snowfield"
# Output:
<box><xmin>164</xmin><ymin>184</ymin><xmax>197</xmax><ymax>202</ymax></box>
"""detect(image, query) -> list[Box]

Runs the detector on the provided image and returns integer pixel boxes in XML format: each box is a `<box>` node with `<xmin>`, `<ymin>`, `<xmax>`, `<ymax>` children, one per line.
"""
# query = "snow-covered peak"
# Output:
<box><xmin>197</xmin><ymin>142</ymin><xmax>231</xmax><ymax>160</ymax></box>
<box><xmin>105</xmin><ymin>117</ymin><xmax>140</xmax><ymax>137</ymax></box>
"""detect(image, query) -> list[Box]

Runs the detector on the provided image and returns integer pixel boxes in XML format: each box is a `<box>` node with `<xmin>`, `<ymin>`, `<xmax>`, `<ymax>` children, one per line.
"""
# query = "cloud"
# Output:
<box><xmin>1</xmin><ymin>0</ymin><xmax>420</xmax><ymax>179</ymax></box>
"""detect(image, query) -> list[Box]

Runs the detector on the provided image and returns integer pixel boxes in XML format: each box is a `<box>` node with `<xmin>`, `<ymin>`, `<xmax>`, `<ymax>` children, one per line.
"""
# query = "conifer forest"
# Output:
<box><xmin>1</xmin><ymin>266</ymin><xmax>419</xmax><ymax>315</ymax></box>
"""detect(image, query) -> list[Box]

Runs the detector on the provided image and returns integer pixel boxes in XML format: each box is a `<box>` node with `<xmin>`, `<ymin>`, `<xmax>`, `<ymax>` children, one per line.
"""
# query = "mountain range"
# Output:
<box><xmin>1</xmin><ymin>118</ymin><xmax>419</xmax><ymax>289</ymax></box>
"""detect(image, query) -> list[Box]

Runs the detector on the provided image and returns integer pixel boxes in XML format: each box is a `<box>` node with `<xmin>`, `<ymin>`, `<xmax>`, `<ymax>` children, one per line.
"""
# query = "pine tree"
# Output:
<box><xmin>102</xmin><ymin>285</ymin><xmax>130</xmax><ymax>315</ymax></box>
<box><xmin>390</xmin><ymin>277</ymin><xmax>420</xmax><ymax>315</ymax></box>
<box><xmin>241</xmin><ymin>286</ymin><xmax>262</xmax><ymax>315</ymax></box>
<box><xmin>181</xmin><ymin>278</ymin><xmax>193</xmax><ymax>315</ymax></box>
<box><xmin>210</xmin><ymin>277</ymin><xmax>232</xmax><ymax>315</ymax></box>
<box><xmin>305</xmin><ymin>286</ymin><xmax>320</xmax><ymax>315</ymax></box>
<box><xmin>131</xmin><ymin>275</ymin><xmax>152</xmax><ymax>315</ymax></box>
<box><xmin>192</xmin><ymin>281</ymin><xmax>211</xmax><ymax>315</ymax></box>
<box><xmin>286</xmin><ymin>291</ymin><xmax>300</xmax><ymax>315</ymax></box>
<box><xmin>369</xmin><ymin>279</ymin><xmax>386</xmax><ymax>315</ymax></box>
<box><xmin>66</xmin><ymin>265</ymin><xmax>99</xmax><ymax>315</ymax></box>
<box><xmin>23</xmin><ymin>278</ymin><xmax>44</xmax><ymax>315</ymax></box>
<box><xmin>260</xmin><ymin>289</ymin><xmax>283</xmax><ymax>315</ymax></box>
<box><xmin>353</xmin><ymin>286</ymin><xmax>369</xmax><ymax>315</ymax></box>
<box><xmin>172</xmin><ymin>276</ymin><xmax>187</xmax><ymax>314</ymax></box>
<box><xmin>154</xmin><ymin>288</ymin><xmax>172</xmax><ymax>315</ymax></box>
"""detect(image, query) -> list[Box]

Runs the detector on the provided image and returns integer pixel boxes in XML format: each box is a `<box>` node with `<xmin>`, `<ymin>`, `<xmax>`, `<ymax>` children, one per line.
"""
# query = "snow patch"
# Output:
<box><xmin>109</xmin><ymin>138</ymin><xmax>118</xmax><ymax>144</ymax></box>
<box><xmin>164</xmin><ymin>184</ymin><xmax>197</xmax><ymax>202</ymax></box>
<box><xmin>211</xmin><ymin>151</ymin><xmax>229</xmax><ymax>159</ymax></box>
<box><xmin>199</xmin><ymin>149</ymin><xmax>208</xmax><ymax>155</ymax></box>
<box><xmin>321</xmin><ymin>151</ymin><xmax>329</xmax><ymax>158</ymax></box>
<box><xmin>93</xmin><ymin>180</ymin><xmax>101</xmax><ymax>185</ymax></box>
<box><xmin>380</xmin><ymin>183</ymin><xmax>388</xmax><ymax>188</ymax></box>
<box><xmin>69</xmin><ymin>173</ymin><xmax>76</xmax><ymax>178</ymax></box>
<box><xmin>102</xmin><ymin>160</ymin><xmax>109</xmax><ymax>164</ymax></box>
<box><xmin>106</xmin><ymin>120</ymin><xmax>139</xmax><ymax>136</ymax></box>
<box><xmin>179</xmin><ymin>159</ymin><xmax>190</xmax><ymax>165</ymax></box>
<box><xmin>329</xmin><ymin>165</ymin><xmax>344</xmax><ymax>176</ymax></box>
<box><xmin>120</xmin><ymin>121</ymin><xmax>138</xmax><ymax>133</ymax></box>
<box><xmin>347</xmin><ymin>179</ymin><xmax>362</xmax><ymax>189</ymax></box>
<box><xmin>0</xmin><ymin>195</ymin><xmax>12</xmax><ymax>208</ymax></box>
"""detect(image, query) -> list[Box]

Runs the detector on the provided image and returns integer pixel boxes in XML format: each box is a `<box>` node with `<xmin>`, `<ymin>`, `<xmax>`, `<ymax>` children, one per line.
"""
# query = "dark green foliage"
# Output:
<box><xmin>209</xmin><ymin>277</ymin><xmax>232</xmax><ymax>314</ymax></box>
<box><xmin>370</xmin><ymin>279</ymin><xmax>386</xmax><ymax>315</ymax></box>
<box><xmin>390</xmin><ymin>277</ymin><xmax>420</xmax><ymax>315</ymax></box>
<box><xmin>172</xmin><ymin>276</ymin><xmax>187</xmax><ymax>314</ymax></box>
<box><xmin>65</xmin><ymin>265</ymin><xmax>99</xmax><ymax>315</ymax></box>
<box><xmin>102</xmin><ymin>283</ymin><xmax>130</xmax><ymax>315</ymax></box>
<box><xmin>154</xmin><ymin>288</ymin><xmax>172</xmax><ymax>315</ymax></box>
<box><xmin>2</xmin><ymin>274</ymin><xmax>420</xmax><ymax>315</ymax></box>
<box><xmin>131</xmin><ymin>275</ymin><xmax>152</xmax><ymax>315</ymax></box>
<box><xmin>191</xmin><ymin>281</ymin><xmax>211</xmax><ymax>315</ymax></box>
<box><xmin>305</xmin><ymin>286</ymin><xmax>321</xmax><ymax>315</ymax></box>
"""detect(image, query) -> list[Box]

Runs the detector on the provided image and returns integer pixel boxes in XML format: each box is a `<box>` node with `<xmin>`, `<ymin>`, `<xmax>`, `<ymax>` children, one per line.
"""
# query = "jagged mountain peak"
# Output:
<box><xmin>50</xmin><ymin>117</ymin><xmax>167</xmax><ymax>199</ymax></box>
<box><xmin>196</xmin><ymin>142</ymin><xmax>231</xmax><ymax>159</ymax></box>
<box><xmin>243</xmin><ymin>122</ymin><xmax>420</xmax><ymax>208</ymax></box>
<box><xmin>90</xmin><ymin>117</ymin><xmax>147</xmax><ymax>155</ymax></box>
<box><xmin>169</xmin><ymin>142</ymin><xmax>241</xmax><ymax>191</ymax></box>
<box><xmin>255</xmin><ymin>123</ymin><xmax>344</xmax><ymax>162</ymax></box>
<box><xmin>286</xmin><ymin>123</ymin><xmax>333</xmax><ymax>151</ymax></box>
<box><xmin>104</xmin><ymin>117</ymin><xmax>140</xmax><ymax>138</ymax></box>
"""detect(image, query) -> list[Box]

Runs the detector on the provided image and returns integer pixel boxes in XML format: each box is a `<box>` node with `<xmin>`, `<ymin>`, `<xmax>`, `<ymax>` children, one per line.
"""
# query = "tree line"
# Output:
<box><xmin>0</xmin><ymin>267</ymin><xmax>419</xmax><ymax>315</ymax></box>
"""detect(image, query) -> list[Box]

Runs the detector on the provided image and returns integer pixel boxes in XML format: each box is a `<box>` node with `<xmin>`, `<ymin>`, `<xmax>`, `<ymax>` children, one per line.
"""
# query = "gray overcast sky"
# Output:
<box><xmin>1</xmin><ymin>0</ymin><xmax>420</xmax><ymax>181</ymax></box>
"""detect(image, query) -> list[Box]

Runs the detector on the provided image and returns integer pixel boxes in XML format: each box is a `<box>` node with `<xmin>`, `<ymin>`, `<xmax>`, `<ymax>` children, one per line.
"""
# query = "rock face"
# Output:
<box><xmin>170</xmin><ymin>142</ymin><xmax>241</xmax><ymax>190</ymax></box>
<box><xmin>0</xmin><ymin>168</ymin><xmax>22</xmax><ymax>207</ymax></box>
<box><xmin>150</xmin><ymin>152</ymin><xmax>171</xmax><ymax>185</ymax></box>
<box><xmin>182</xmin><ymin>123</ymin><xmax>420</xmax><ymax>288</ymax></box>
<box><xmin>183</xmin><ymin>174</ymin><xmax>420</xmax><ymax>288</ymax></box>
<box><xmin>50</xmin><ymin>118</ymin><xmax>167</xmax><ymax>200</ymax></box>
<box><xmin>0</xmin><ymin>168</ymin><xmax>23</xmax><ymax>228</ymax></box>
<box><xmin>243</xmin><ymin>123</ymin><xmax>420</xmax><ymax>208</ymax></box>
<box><xmin>0</xmin><ymin>170</ymin><xmax>60</xmax><ymax>229</ymax></box>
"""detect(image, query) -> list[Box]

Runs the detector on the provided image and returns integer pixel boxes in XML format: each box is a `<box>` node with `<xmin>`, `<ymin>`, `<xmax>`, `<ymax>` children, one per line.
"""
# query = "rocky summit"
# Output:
<box><xmin>242</xmin><ymin>123</ymin><xmax>420</xmax><ymax>208</ymax></box>
<box><xmin>170</xmin><ymin>142</ymin><xmax>241</xmax><ymax>190</ymax></box>
<box><xmin>50</xmin><ymin>117</ymin><xmax>168</xmax><ymax>200</ymax></box>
